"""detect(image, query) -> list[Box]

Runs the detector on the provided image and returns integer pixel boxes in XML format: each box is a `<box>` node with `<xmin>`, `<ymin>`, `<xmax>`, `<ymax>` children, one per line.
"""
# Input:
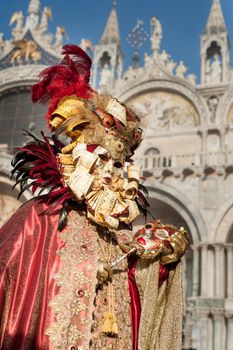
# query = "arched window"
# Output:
<box><xmin>0</xmin><ymin>87</ymin><xmax>46</xmax><ymax>149</ymax></box>
<box><xmin>144</xmin><ymin>148</ymin><xmax>160</xmax><ymax>169</ymax></box>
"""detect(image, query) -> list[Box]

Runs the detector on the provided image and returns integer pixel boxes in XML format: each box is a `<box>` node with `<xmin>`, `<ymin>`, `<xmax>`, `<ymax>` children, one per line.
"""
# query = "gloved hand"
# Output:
<box><xmin>160</xmin><ymin>227</ymin><xmax>189</xmax><ymax>265</ymax></box>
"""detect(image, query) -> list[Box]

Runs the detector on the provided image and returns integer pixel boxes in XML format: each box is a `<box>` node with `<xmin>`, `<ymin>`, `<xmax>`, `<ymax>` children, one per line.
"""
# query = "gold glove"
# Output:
<box><xmin>160</xmin><ymin>227</ymin><xmax>189</xmax><ymax>265</ymax></box>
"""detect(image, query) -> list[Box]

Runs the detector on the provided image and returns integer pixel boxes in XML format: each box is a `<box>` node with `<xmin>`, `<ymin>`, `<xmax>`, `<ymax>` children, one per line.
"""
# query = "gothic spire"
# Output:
<box><xmin>205</xmin><ymin>0</ymin><xmax>226</xmax><ymax>34</ymax></box>
<box><xmin>99</xmin><ymin>5</ymin><xmax>120</xmax><ymax>45</ymax></box>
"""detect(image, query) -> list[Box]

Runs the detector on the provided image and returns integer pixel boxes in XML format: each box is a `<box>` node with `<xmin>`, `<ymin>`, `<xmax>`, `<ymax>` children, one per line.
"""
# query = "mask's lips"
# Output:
<box><xmin>103</xmin><ymin>176</ymin><xmax>111</xmax><ymax>183</ymax></box>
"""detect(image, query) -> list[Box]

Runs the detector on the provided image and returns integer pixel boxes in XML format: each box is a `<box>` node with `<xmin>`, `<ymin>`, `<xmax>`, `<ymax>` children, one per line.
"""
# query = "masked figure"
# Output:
<box><xmin>0</xmin><ymin>45</ymin><xmax>188</xmax><ymax>350</ymax></box>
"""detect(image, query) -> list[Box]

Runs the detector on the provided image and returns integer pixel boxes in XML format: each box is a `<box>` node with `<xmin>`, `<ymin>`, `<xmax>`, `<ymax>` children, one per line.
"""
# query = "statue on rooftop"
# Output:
<box><xmin>9</xmin><ymin>11</ymin><xmax>24</xmax><ymax>40</ymax></box>
<box><xmin>150</xmin><ymin>16</ymin><xmax>162</xmax><ymax>55</ymax></box>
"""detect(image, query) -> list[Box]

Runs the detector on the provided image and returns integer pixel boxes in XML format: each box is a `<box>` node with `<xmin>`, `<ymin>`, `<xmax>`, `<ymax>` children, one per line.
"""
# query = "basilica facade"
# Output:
<box><xmin>0</xmin><ymin>0</ymin><xmax>233</xmax><ymax>349</ymax></box>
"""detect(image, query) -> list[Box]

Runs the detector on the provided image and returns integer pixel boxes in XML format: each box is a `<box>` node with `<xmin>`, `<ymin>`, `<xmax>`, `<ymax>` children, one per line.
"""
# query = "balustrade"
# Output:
<box><xmin>136</xmin><ymin>150</ymin><xmax>233</xmax><ymax>172</ymax></box>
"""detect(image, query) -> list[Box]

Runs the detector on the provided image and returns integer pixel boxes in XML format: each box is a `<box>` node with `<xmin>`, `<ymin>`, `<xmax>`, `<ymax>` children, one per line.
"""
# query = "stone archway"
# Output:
<box><xmin>216</xmin><ymin>86</ymin><xmax>233</xmax><ymax>125</ymax></box>
<box><xmin>213</xmin><ymin>197</ymin><xmax>233</xmax><ymax>243</ymax></box>
<box><xmin>117</xmin><ymin>80</ymin><xmax>208</xmax><ymax>128</ymax></box>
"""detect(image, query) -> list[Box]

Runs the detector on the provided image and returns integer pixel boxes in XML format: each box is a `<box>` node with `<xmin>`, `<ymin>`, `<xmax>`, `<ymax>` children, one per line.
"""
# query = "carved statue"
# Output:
<box><xmin>207</xmin><ymin>96</ymin><xmax>219</xmax><ymax>123</ymax></box>
<box><xmin>39</xmin><ymin>7</ymin><xmax>52</xmax><ymax>33</ymax></box>
<box><xmin>0</xmin><ymin>33</ymin><xmax>5</xmax><ymax>53</ymax></box>
<box><xmin>117</xmin><ymin>59</ymin><xmax>123</xmax><ymax>79</ymax></box>
<box><xmin>206</xmin><ymin>55</ymin><xmax>222</xmax><ymax>83</ymax></box>
<box><xmin>159</xmin><ymin>49</ymin><xmax>170</xmax><ymax>65</ymax></box>
<box><xmin>99</xmin><ymin>62</ymin><xmax>112</xmax><ymax>89</ymax></box>
<box><xmin>54</xmin><ymin>26</ymin><xmax>65</xmax><ymax>50</ymax></box>
<box><xmin>11</xmin><ymin>39</ymin><xmax>42</xmax><ymax>64</ymax></box>
<box><xmin>210</xmin><ymin>54</ymin><xmax>222</xmax><ymax>82</ymax></box>
<box><xmin>144</xmin><ymin>52</ymin><xmax>153</xmax><ymax>68</ymax></box>
<box><xmin>150</xmin><ymin>16</ymin><xmax>162</xmax><ymax>55</ymax></box>
<box><xmin>175</xmin><ymin>61</ymin><xmax>187</xmax><ymax>79</ymax></box>
<box><xmin>79</xmin><ymin>38</ymin><xmax>94</xmax><ymax>53</ymax></box>
<box><xmin>9</xmin><ymin>11</ymin><xmax>24</xmax><ymax>40</ymax></box>
<box><xmin>166</xmin><ymin>59</ymin><xmax>176</xmax><ymax>74</ymax></box>
<box><xmin>186</xmin><ymin>74</ymin><xmax>196</xmax><ymax>86</ymax></box>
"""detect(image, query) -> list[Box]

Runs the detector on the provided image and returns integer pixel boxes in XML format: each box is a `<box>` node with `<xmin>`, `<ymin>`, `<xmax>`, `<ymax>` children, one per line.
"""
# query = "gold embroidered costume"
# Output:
<box><xmin>0</xmin><ymin>45</ymin><xmax>189</xmax><ymax>350</ymax></box>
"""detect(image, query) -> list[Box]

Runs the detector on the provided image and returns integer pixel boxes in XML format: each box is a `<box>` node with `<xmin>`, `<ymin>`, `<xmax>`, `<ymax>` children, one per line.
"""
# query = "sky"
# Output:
<box><xmin>1</xmin><ymin>0</ymin><xmax>233</xmax><ymax>81</ymax></box>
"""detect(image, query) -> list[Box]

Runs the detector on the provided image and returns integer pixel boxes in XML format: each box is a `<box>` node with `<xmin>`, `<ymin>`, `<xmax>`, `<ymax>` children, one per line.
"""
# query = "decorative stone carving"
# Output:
<box><xmin>11</xmin><ymin>39</ymin><xmax>42</xmax><ymax>64</ymax></box>
<box><xmin>206</xmin><ymin>55</ymin><xmax>222</xmax><ymax>83</ymax></box>
<box><xmin>123</xmin><ymin>66</ymin><xmax>137</xmax><ymax>81</ymax></box>
<box><xmin>39</xmin><ymin>7</ymin><xmax>52</xmax><ymax>33</ymax></box>
<box><xmin>0</xmin><ymin>64</ymin><xmax>46</xmax><ymax>88</ymax></box>
<box><xmin>99</xmin><ymin>63</ymin><xmax>112</xmax><ymax>91</ymax></box>
<box><xmin>186</xmin><ymin>74</ymin><xmax>196</xmax><ymax>86</ymax></box>
<box><xmin>216</xmin><ymin>87</ymin><xmax>233</xmax><ymax>125</ymax></box>
<box><xmin>79</xmin><ymin>38</ymin><xmax>93</xmax><ymax>53</ymax></box>
<box><xmin>9</xmin><ymin>11</ymin><xmax>24</xmax><ymax>40</ymax></box>
<box><xmin>175</xmin><ymin>61</ymin><xmax>187</xmax><ymax>79</ymax></box>
<box><xmin>128</xmin><ymin>91</ymin><xmax>199</xmax><ymax>134</ymax></box>
<box><xmin>54</xmin><ymin>26</ymin><xmax>65</xmax><ymax>52</ymax></box>
<box><xmin>144</xmin><ymin>52</ymin><xmax>154</xmax><ymax>68</ymax></box>
<box><xmin>118</xmin><ymin>81</ymin><xmax>207</xmax><ymax>123</ymax></box>
<box><xmin>166</xmin><ymin>59</ymin><xmax>177</xmax><ymax>75</ymax></box>
<box><xmin>150</xmin><ymin>16</ymin><xmax>162</xmax><ymax>55</ymax></box>
<box><xmin>158</xmin><ymin>50</ymin><xmax>170</xmax><ymax>65</ymax></box>
<box><xmin>207</xmin><ymin>96</ymin><xmax>219</xmax><ymax>123</ymax></box>
<box><xmin>0</xmin><ymin>33</ymin><xmax>5</xmax><ymax>52</ymax></box>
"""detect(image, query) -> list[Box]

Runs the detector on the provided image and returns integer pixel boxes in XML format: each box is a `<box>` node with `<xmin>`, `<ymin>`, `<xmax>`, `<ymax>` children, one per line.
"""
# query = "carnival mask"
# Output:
<box><xmin>52</xmin><ymin>94</ymin><xmax>142</xmax><ymax>229</ymax></box>
<box><xmin>65</xmin><ymin>144</ymin><xmax>140</xmax><ymax>229</ymax></box>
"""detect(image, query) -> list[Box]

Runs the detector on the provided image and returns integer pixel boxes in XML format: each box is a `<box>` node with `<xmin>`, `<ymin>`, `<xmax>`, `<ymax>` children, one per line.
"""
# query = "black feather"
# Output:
<box><xmin>58</xmin><ymin>205</ymin><xmax>68</xmax><ymax>231</ymax></box>
<box><xmin>138</xmin><ymin>183</ymin><xmax>149</xmax><ymax>198</ymax></box>
<box><xmin>17</xmin><ymin>180</ymin><xmax>35</xmax><ymax>199</ymax></box>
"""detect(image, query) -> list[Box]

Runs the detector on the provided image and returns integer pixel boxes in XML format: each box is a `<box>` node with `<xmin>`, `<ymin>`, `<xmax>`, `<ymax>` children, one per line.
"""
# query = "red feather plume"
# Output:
<box><xmin>31</xmin><ymin>44</ymin><xmax>93</xmax><ymax>124</ymax></box>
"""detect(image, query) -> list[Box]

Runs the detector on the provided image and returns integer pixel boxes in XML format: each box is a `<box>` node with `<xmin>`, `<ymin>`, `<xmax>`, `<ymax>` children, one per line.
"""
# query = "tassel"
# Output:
<box><xmin>102</xmin><ymin>311</ymin><xmax>119</xmax><ymax>337</ymax></box>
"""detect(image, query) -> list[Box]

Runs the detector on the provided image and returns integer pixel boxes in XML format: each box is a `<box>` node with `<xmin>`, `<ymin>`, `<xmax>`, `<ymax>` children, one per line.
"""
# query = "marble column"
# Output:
<box><xmin>226</xmin><ymin>315</ymin><xmax>233</xmax><ymax>350</ymax></box>
<box><xmin>215</xmin><ymin>244</ymin><xmax>225</xmax><ymax>298</ymax></box>
<box><xmin>226</xmin><ymin>245</ymin><xmax>233</xmax><ymax>298</ymax></box>
<box><xmin>201</xmin><ymin>244</ymin><xmax>208</xmax><ymax>297</ymax></box>
<box><xmin>207</xmin><ymin>315</ymin><xmax>213</xmax><ymax>350</ymax></box>
<box><xmin>192</xmin><ymin>245</ymin><xmax>200</xmax><ymax>297</ymax></box>
<box><xmin>207</xmin><ymin>245</ymin><xmax>214</xmax><ymax>297</ymax></box>
<box><xmin>213</xmin><ymin>312</ymin><xmax>226</xmax><ymax>350</ymax></box>
<box><xmin>196</xmin><ymin>309</ymin><xmax>209</xmax><ymax>350</ymax></box>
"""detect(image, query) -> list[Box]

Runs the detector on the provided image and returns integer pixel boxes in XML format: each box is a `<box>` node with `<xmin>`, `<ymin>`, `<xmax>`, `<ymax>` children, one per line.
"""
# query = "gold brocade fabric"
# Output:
<box><xmin>0</xmin><ymin>200</ymin><xmax>183</xmax><ymax>350</ymax></box>
<box><xmin>136</xmin><ymin>259</ymin><xmax>183</xmax><ymax>350</ymax></box>
<box><xmin>46</xmin><ymin>210</ymin><xmax>132</xmax><ymax>350</ymax></box>
<box><xmin>90</xmin><ymin>229</ymin><xmax>132</xmax><ymax>350</ymax></box>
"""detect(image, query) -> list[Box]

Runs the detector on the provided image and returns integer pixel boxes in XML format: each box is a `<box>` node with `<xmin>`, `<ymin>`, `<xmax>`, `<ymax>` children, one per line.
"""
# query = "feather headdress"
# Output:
<box><xmin>11</xmin><ymin>45</ymin><xmax>149</xmax><ymax>230</ymax></box>
<box><xmin>31</xmin><ymin>45</ymin><xmax>93</xmax><ymax>124</ymax></box>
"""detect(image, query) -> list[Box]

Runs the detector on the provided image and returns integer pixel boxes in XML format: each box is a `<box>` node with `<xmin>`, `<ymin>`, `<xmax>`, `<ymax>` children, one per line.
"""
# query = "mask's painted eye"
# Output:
<box><xmin>145</xmin><ymin>224</ymin><xmax>153</xmax><ymax>229</ymax></box>
<box><xmin>114</xmin><ymin>161</ymin><xmax>123</xmax><ymax>168</ymax></box>
<box><xmin>99</xmin><ymin>154</ymin><xmax>109</xmax><ymax>162</ymax></box>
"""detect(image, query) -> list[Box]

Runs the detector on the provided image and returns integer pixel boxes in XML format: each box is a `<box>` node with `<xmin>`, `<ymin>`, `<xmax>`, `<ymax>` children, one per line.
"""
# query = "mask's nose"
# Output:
<box><xmin>106</xmin><ymin>159</ymin><xmax>114</xmax><ymax>174</ymax></box>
